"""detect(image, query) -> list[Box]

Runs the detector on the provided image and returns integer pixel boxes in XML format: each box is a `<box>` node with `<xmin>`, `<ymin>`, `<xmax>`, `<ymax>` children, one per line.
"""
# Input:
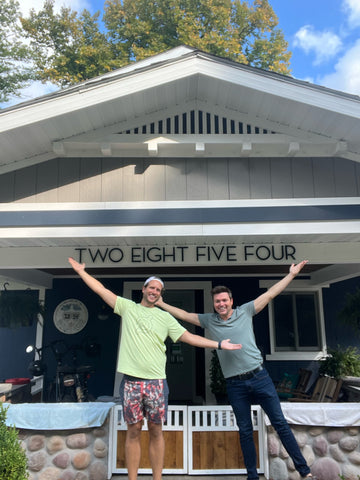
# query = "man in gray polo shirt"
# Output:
<box><xmin>157</xmin><ymin>260</ymin><xmax>314</xmax><ymax>480</ymax></box>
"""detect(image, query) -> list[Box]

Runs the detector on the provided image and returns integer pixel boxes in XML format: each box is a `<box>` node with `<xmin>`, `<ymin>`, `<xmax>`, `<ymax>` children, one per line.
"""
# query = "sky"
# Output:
<box><xmin>3</xmin><ymin>0</ymin><xmax>360</xmax><ymax>107</ymax></box>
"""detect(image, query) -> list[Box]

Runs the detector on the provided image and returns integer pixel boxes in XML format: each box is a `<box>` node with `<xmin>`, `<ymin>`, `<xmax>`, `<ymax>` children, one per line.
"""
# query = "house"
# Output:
<box><xmin>0</xmin><ymin>46</ymin><xmax>359</xmax><ymax>403</ymax></box>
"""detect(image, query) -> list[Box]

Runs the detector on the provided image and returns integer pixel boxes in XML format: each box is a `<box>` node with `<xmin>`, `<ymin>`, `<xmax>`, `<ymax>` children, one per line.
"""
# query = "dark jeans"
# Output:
<box><xmin>226</xmin><ymin>367</ymin><xmax>310</xmax><ymax>480</ymax></box>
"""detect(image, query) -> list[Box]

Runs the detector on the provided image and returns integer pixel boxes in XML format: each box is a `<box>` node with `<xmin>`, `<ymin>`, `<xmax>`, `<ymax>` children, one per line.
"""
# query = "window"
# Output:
<box><xmin>263</xmin><ymin>280</ymin><xmax>325</xmax><ymax>361</ymax></box>
<box><xmin>272</xmin><ymin>292</ymin><xmax>320</xmax><ymax>351</ymax></box>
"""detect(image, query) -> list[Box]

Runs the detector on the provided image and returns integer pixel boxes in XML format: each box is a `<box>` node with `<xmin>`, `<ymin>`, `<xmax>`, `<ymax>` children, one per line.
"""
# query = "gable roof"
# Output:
<box><xmin>0</xmin><ymin>46</ymin><xmax>359</xmax><ymax>287</ymax></box>
<box><xmin>0</xmin><ymin>45</ymin><xmax>360</xmax><ymax>174</ymax></box>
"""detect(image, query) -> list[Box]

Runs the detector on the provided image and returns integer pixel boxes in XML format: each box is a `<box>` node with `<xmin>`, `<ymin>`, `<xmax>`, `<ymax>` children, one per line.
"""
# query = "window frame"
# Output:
<box><xmin>260</xmin><ymin>280</ymin><xmax>327</xmax><ymax>361</ymax></box>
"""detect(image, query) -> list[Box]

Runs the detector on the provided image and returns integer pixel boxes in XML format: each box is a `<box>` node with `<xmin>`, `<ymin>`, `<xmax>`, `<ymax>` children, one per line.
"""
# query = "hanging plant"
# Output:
<box><xmin>338</xmin><ymin>287</ymin><xmax>360</xmax><ymax>336</ymax></box>
<box><xmin>0</xmin><ymin>285</ymin><xmax>44</xmax><ymax>328</ymax></box>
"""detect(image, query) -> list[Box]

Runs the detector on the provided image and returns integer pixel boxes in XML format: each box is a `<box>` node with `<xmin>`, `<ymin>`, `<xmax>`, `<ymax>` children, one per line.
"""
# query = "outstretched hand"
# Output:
<box><xmin>289</xmin><ymin>260</ymin><xmax>308</xmax><ymax>276</ymax></box>
<box><xmin>221</xmin><ymin>339</ymin><xmax>242</xmax><ymax>350</ymax></box>
<box><xmin>68</xmin><ymin>257</ymin><xmax>85</xmax><ymax>273</ymax></box>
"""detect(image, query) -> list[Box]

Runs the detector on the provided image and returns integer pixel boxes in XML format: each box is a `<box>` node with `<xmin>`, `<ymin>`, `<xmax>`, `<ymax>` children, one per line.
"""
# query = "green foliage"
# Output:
<box><xmin>20</xmin><ymin>0</ymin><xmax>118</xmax><ymax>86</ymax></box>
<box><xmin>0</xmin><ymin>403</ymin><xmax>29</xmax><ymax>480</ymax></box>
<box><xmin>338</xmin><ymin>287</ymin><xmax>360</xmax><ymax>337</ymax></box>
<box><xmin>210</xmin><ymin>349</ymin><xmax>226</xmax><ymax>394</ymax></box>
<box><xmin>20</xmin><ymin>0</ymin><xmax>291</xmax><ymax>87</ymax></box>
<box><xmin>319</xmin><ymin>345</ymin><xmax>360</xmax><ymax>379</ymax></box>
<box><xmin>104</xmin><ymin>0</ymin><xmax>291</xmax><ymax>70</ymax></box>
<box><xmin>0</xmin><ymin>0</ymin><xmax>35</xmax><ymax>103</ymax></box>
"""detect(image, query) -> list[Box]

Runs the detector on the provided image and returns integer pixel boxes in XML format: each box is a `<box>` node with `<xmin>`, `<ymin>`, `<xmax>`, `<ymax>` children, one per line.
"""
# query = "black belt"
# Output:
<box><xmin>227</xmin><ymin>365</ymin><xmax>264</xmax><ymax>381</ymax></box>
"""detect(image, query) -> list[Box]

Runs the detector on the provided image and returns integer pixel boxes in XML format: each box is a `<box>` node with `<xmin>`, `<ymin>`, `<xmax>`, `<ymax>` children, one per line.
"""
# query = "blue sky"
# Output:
<box><xmin>5</xmin><ymin>0</ymin><xmax>360</xmax><ymax>107</ymax></box>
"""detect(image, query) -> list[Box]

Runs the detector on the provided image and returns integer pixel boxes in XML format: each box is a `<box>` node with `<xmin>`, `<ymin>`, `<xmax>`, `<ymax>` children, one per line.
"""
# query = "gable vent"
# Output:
<box><xmin>118</xmin><ymin>110</ymin><xmax>276</xmax><ymax>135</ymax></box>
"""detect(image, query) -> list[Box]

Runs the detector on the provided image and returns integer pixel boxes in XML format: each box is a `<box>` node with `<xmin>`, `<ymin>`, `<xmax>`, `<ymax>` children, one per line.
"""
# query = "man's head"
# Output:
<box><xmin>211</xmin><ymin>285</ymin><xmax>233</xmax><ymax>299</ymax></box>
<box><xmin>210</xmin><ymin>285</ymin><xmax>233</xmax><ymax>320</ymax></box>
<box><xmin>141</xmin><ymin>276</ymin><xmax>164</xmax><ymax>307</ymax></box>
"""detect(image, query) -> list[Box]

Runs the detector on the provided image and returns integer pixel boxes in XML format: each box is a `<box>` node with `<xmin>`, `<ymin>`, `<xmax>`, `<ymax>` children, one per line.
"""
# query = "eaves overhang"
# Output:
<box><xmin>1</xmin><ymin>47</ymin><xmax>360</xmax><ymax>172</ymax></box>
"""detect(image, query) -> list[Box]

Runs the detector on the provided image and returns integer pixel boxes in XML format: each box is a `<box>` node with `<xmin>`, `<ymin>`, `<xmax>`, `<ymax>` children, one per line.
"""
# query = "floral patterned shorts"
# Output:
<box><xmin>120</xmin><ymin>376</ymin><xmax>169</xmax><ymax>424</ymax></box>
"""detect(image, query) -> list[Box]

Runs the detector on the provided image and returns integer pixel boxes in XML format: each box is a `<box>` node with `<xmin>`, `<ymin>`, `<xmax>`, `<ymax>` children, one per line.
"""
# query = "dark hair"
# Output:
<box><xmin>210</xmin><ymin>285</ymin><xmax>232</xmax><ymax>299</ymax></box>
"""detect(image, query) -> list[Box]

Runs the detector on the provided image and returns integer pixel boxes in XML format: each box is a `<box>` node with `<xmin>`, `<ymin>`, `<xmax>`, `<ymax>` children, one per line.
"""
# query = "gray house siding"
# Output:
<box><xmin>0</xmin><ymin>156</ymin><xmax>359</xmax><ymax>203</ymax></box>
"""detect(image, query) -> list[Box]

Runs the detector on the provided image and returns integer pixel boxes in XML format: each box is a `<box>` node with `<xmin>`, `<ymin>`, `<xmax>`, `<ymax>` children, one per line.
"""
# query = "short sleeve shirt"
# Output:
<box><xmin>198</xmin><ymin>301</ymin><xmax>263</xmax><ymax>378</ymax></box>
<box><xmin>114</xmin><ymin>297</ymin><xmax>186</xmax><ymax>379</ymax></box>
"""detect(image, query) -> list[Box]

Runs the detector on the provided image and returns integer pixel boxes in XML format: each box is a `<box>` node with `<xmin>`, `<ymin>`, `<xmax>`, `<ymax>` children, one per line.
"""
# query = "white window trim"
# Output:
<box><xmin>259</xmin><ymin>280</ymin><xmax>327</xmax><ymax>361</ymax></box>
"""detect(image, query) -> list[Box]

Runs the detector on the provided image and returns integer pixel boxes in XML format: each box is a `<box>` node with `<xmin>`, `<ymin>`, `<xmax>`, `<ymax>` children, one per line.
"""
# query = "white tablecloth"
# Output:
<box><xmin>265</xmin><ymin>402</ymin><xmax>360</xmax><ymax>427</ymax></box>
<box><xmin>3</xmin><ymin>402</ymin><xmax>115</xmax><ymax>430</ymax></box>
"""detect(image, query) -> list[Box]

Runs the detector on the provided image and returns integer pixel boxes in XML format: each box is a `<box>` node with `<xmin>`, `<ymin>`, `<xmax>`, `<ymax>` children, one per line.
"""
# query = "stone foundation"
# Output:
<box><xmin>267</xmin><ymin>424</ymin><xmax>360</xmax><ymax>480</ymax></box>
<box><xmin>18</xmin><ymin>418</ymin><xmax>110</xmax><ymax>480</ymax></box>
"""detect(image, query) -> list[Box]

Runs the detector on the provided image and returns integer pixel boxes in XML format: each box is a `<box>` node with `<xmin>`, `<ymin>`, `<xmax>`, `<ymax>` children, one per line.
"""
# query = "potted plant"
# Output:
<box><xmin>209</xmin><ymin>350</ymin><xmax>228</xmax><ymax>404</ymax></box>
<box><xmin>319</xmin><ymin>345</ymin><xmax>360</xmax><ymax>380</ymax></box>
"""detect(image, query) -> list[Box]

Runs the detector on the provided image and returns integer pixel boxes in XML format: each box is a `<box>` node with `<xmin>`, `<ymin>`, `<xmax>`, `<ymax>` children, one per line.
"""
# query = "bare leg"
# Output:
<box><xmin>125</xmin><ymin>421</ymin><xmax>142</xmax><ymax>480</ymax></box>
<box><xmin>148</xmin><ymin>421</ymin><xmax>164</xmax><ymax>480</ymax></box>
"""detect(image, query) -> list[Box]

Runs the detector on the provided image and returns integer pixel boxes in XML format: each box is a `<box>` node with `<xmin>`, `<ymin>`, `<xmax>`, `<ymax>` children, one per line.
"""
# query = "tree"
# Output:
<box><xmin>20</xmin><ymin>0</ymin><xmax>118</xmax><ymax>86</ymax></box>
<box><xmin>20</xmin><ymin>0</ymin><xmax>291</xmax><ymax>87</ymax></box>
<box><xmin>103</xmin><ymin>0</ymin><xmax>291</xmax><ymax>72</ymax></box>
<box><xmin>0</xmin><ymin>0</ymin><xmax>35</xmax><ymax>103</ymax></box>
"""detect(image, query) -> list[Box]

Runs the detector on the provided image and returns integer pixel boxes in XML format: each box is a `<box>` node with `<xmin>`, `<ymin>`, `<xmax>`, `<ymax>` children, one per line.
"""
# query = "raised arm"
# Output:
<box><xmin>254</xmin><ymin>260</ymin><xmax>308</xmax><ymax>314</ymax></box>
<box><xmin>68</xmin><ymin>257</ymin><xmax>117</xmax><ymax>309</ymax></box>
<box><xmin>156</xmin><ymin>297</ymin><xmax>201</xmax><ymax>326</ymax></box>
<box><xmin>179</xmin><ymin>331</ymin><xmax>241</xmax><ymax>350</ymax></box>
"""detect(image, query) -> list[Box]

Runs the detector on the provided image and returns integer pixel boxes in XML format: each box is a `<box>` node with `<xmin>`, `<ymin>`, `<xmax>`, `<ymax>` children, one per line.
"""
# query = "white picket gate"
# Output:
<box><xmin>109</xmin><ymin>404</ymin><xmax>267</xmax><ymax>477</ymax></box>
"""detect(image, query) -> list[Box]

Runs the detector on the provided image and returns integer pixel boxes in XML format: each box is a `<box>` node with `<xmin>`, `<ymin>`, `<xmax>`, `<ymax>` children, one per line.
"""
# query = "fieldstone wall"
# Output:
<box><xmin>18</xmin><ymin>417</ymin><xmax>111</xmax><ymax>480</ymax></box>
<box><xmin>267</xmin><ymin>424</ymin><xmax>360</xmax><ymax>480</ymax></box>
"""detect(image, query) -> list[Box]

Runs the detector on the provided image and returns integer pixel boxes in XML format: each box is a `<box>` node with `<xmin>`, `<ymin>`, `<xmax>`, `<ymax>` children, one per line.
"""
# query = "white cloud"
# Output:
<box><xmin>293</xmin><ymin>25</ymin><xmax>343</xmax><ymax>65</ymax></box>
<box><xmin>17</xmin><ymin>0</ymin><xmax>91</xmax><ymax>16</ymax></box>
<box><xmin>318</xmin><ymin>39</ymin><xmax>360</xmax><ymax>95</ymax></box>
<box><xmin>342</xmin><ymin>0</ymin><xmax>360</xmax><ymax>28</ymax></box>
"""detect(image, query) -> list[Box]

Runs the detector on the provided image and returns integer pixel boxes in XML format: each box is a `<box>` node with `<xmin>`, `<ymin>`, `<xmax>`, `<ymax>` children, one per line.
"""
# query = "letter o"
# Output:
<box><xmin>108</xmin><ymin>248</ymin><xmax>124</xmax><ymax>263</ymax></box>
<box><xmin>256</xmin><ymin>245</ymin><xmax>271</xmax><ymax>260</ymax></box>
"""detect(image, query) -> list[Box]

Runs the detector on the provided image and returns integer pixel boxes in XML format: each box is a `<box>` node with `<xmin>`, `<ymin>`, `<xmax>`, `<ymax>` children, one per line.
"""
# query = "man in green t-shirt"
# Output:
<box><xmin>68</xmin><ymin>257</ymin><xmax>241</xmax><ymax>480</ymax></box>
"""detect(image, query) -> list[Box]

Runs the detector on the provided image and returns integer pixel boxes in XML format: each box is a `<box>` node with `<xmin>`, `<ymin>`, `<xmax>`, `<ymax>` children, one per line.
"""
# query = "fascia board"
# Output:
<box><xmin>1</xmin><ymin>56</ymin><xmax>360</xmax><ymax>133</ymax></box>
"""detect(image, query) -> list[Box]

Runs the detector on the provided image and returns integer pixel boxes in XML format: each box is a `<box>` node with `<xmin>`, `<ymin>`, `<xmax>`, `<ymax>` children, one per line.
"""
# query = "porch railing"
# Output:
<box><xmin>109</xmin><ymin>404</ymin><xmax>266</xmax><ymax>476</ymax></box>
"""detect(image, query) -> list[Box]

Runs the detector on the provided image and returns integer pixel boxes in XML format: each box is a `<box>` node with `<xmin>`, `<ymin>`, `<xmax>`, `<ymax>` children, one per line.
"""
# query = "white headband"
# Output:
<box><xmin>144</xmin><ymin>276</ymin><xmax>164</xmax><ymax>288</ymax></box>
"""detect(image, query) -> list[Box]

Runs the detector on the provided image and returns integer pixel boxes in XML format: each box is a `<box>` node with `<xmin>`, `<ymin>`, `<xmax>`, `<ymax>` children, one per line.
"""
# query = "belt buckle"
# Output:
<box><xmin>242</xmin><ymin>365</ymin><xmax>260</xmax><ymax>380</ymax></box>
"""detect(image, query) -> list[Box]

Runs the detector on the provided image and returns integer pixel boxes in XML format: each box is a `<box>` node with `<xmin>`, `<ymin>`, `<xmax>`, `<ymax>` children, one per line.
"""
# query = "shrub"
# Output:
<box><xmin>0</xmin><ymin>403</ymin><xmax>28</xmax><ymax>480</ymax></box>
